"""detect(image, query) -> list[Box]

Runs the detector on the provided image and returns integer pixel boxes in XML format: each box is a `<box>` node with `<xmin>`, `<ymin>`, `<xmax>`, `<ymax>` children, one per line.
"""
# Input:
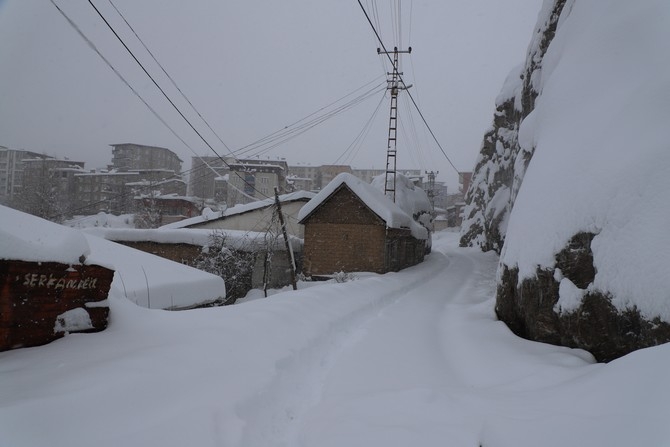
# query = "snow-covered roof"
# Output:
<box><xmin>160</xmin><ymin>190</ymin><xmax>316</xmax><ymax>229</ymax></box>
<box><xmin>0</xmin><ymin>205</ymin><xmax>225</xmax><ymax>309</ymax></box>
<box><xmin>298</xmin><ymin>173</ymin><xmax>428</xmax><ymax>240</ymax></box>
<box><xmin>370</xmin><ymin>173</ymin><xmax>432</xmax><ymax>218</ymax></box>
<box><xmin>1</xmin><ymin>205</ymin><xmax>91</xmax><ymax>264</ymax></box>
<box><xmin>84</xmin><ymin>227</ymin><xmax>303</xmax><ymax>252</ymax></box>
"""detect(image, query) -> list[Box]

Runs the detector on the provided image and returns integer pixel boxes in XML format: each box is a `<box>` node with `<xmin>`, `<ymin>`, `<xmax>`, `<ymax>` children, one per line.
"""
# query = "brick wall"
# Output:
<box><xmin>303</xmin><ymin>222</ymin><xmax>387</xmax><ymax>275</ymax></box>
<box><xmin>115</xmin><ymin>241</ymin><xmax>203</xmax><ymax>265</ymax></box>
<box><xmin>0</xmin><ymin>260</ymin><xmax>114</xmax><ymax>351</ymax></box>
<box><xmin>307</xmin><ymin>186</ymin><xmax>383</xmax><ymax>226</ymax></box>
<box><xmin>302</xmin><ymin>185</ymin><xmax>426</xmax><ymax>275</ymax></box>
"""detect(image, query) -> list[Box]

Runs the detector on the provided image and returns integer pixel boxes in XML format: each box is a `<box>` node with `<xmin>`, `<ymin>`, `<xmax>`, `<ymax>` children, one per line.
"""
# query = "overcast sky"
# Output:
<box><xmin>0</xmin><ymin>0</ymin><xmax>541</xmax><ymax>188</ymax></box>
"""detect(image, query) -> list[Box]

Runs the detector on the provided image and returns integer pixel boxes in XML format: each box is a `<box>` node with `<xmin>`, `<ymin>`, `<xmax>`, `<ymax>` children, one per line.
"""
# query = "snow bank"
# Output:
<box><xmin>299</xmin><ymin>173</ymin><xmax>428</xmax><ymax>239</ymax></box>
<box><xmin>501</xmin><ymin>0</ymin><xmax>670</xmax><ymax>319</ymax></box>
<box><xmin>0</xmin><ymin>205</ymin><xmax>90</xmax><ymax>264</ymax></box>
<box><xmin>83</xmin><ymin>233</ymin><xmax>225</xmax><ymax>309</ymax></box>
<box><xmin>63</xmin><ymin>212</ymin><xmax>135</xmax><ymax>229</ymax></box>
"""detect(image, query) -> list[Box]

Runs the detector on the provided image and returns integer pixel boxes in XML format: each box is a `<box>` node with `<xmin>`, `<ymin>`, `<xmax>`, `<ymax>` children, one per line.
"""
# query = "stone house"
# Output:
<box><xmin>298</xmin><ymin>173</ymin><xmax>430</xmax><ymax>276</ymax></box>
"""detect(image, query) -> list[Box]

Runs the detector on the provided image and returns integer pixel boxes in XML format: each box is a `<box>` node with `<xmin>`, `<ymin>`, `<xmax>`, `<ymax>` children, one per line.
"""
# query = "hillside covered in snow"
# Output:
<box><xmin>460</xmin><ymin>0</ymin><xmax>670</xmax><ymax>360</ymax></box>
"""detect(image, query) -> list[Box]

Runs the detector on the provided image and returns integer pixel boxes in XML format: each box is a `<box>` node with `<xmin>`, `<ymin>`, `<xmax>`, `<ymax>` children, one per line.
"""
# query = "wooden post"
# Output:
<box><xmin>274</xmin><ymin>187</ymin><xmax>298</xmax><ymax>290</ymax></box>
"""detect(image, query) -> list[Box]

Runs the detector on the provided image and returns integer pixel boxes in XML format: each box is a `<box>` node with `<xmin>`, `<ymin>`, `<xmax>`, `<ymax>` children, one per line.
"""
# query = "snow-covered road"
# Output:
<box><xmin>2</xmin><ymin>232</ymin><xmax>669</xmax><ymax>446</ymax></box>
<box><xmin>238</xmin><ymin>232</ymin><xmax>499</xmax><ymax>446</ymax></box>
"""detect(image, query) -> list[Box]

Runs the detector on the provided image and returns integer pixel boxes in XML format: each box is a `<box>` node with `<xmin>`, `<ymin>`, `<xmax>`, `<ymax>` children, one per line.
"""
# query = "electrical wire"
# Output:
<box><xmin>106</xmin><ymin>0</ymin><xmax>232</xmax><ymax>154</ymax></box>
<box><xmin>356</xmin><ymin>0</ymin><xmax>460</xmax><ymax>174</ymax></box>
<box><xmin>234</xmin><ymin>84</ymin><xmax>386</xmax><ymax>159</ymax></box>
<box><xmin>85</xmin><ymin>0</ymin><xmax>277</xmax><ymax>200</ymax></box>
<box><xmin>49</xmin><ymin>0</ymin><xmax>199</xmax><ymax>163</ymax></box>
<box><xmin>332</xmin><ymin>89</ymin><xmax>387</xmax><ymax>165</ymax></box>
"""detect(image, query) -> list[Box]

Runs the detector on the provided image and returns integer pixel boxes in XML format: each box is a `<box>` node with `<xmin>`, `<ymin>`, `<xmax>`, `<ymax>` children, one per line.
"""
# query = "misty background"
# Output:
<box><xmin>0</xmin><ymin>0</ymin><xmax>541</xmax><ymax>189</ymax></box>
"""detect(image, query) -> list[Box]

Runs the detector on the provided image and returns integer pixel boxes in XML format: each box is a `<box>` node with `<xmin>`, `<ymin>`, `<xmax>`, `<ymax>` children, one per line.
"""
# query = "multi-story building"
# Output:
<box><xmin>73</xmin><ymin>169</ymin><xmax>187</xmax><ymax>215</ymax></box>
<box><xmin>19</xmin><ymin>157</ymin><xmax>86</xmax><ymax>219</ymax></box>
<box><xmin>226</xmin><ymin>162</ymin><xmax>286</xmax><ymax>206</ymax></box>
<box><xmin>287</xmin><ymin>164</ymin><xmax>320</xmax><ymax>190</ymax></box>
<box><xmin>351</xmin><ymin>168</ymin><xmax>423</xmax><ymax>185</ymax></box>
<box><xmin>188</xmin><ymin>155</ymin><xmax>234</xmax><ymax>199</ymax></box>
<box><xmin>286</xmin><ymin>175</ymin><xmax>314</xmax><ymax>192</ymax></box>
<box><xmin>110</xmin><ymin>143</ymin><xmax>182</xmax><ymax>173</ymax></box>
<box><xmin>74</xmin><ymin>170</ymin><xmax>139</xmax><ymax>215</ymax></box>
<box><xmin>318</xmin><ymin>165</ymin><xmax>353</xmax><ymax>189</ymax></box>
<box><xmin>287</xmin><ymin>164</ymin><xmax>423</xmax><ymax>191</ymax></box>
<box><xmin>0</xmin><ymin>146</ymin><xmax>47</xmax><ymax>205</ymax></box>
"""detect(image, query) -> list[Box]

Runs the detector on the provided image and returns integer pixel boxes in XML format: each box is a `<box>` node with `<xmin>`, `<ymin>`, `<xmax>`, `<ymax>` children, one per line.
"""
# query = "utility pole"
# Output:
<box><xmin>378</xmin><ymin>46</ymin><xmax>412</xmax><ymax>202</ymax></box>
<box><xmin>425</xmin><ymin>170</ymin><xmax>438</xmax><ymax>210</ymax></box>
<box><xmin>274</xmin><ymin>187</ymin><xmax>297</xmax><ymax>291</ymax></box>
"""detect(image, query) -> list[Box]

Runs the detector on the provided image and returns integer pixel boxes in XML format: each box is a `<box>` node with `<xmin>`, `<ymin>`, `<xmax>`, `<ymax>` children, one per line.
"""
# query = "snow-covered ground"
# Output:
<box><xmin>1</xmin><ymin>232</ymin><xmax>669</xmax><ymax>446</ymax></box>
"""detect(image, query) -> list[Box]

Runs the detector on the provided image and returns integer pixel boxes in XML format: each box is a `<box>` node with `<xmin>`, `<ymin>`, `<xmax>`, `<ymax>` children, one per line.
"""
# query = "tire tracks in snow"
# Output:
<box><xmin>234</xmin><ymin>252</ymin><xmax>453</xmax><ymax>447</ymax></box>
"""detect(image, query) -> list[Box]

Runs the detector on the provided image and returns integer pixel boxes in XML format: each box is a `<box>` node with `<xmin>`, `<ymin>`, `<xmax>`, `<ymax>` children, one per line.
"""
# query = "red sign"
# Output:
<box><xmin>0</xmin><ymin>260</ymin><xmax>114</xmax><ymax>351</ymax></box>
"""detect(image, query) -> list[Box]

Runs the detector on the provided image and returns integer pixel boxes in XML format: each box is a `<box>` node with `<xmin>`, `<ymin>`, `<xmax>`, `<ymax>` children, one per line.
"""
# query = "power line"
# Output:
<box><xmin>49</xmin><ymin>0</ymin><xmax>199</xmax><ymax>160</ymax></box>
<box><xmin>333</xmin><ymin>89</ymin><xmax>387</xmax><ymax>165</ymax></box>
<box><xmin>106</xmin><ymin>0</ymin><xmax>233</xmax><ymax>155</ymax></box>
<box><xmin>49</xmin><ymin>0</ymin><xmax>273</xmax><ymax>219</ymax></box>
<box><xmin>356</xmin><ymin>0</ymin><xmax>459</xmax><ymax>174</ymax></box>
<box><xmin>234</xmin><ymin>84</ymin><xmax>386</xmax><ymax>158</ymax></box>
<box><xmin>85</xmin><ymin>0</ymin><xmax>279</xmax><ymax>200</ymax></box>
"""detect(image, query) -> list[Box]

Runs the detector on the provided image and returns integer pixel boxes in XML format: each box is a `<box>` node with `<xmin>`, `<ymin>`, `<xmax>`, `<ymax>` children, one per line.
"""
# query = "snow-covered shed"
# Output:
<box><xmin>0</xmin><ymin>205</ymin><xmax>115</xmax><ymax>351</ymax></box>
<box><xmin>1</xmin><ymin>205</ymin><xmax>226</xmax><ymax>315</ymax></box>
<box><xmin>298</xmin><ymin>173</ymin><xmax>430</xmax><ymax>275</ymax></box>
<box><xmin>160</xmin><ymin>190</ymin><xmax>315</xmax><ymax>238</ymax></box>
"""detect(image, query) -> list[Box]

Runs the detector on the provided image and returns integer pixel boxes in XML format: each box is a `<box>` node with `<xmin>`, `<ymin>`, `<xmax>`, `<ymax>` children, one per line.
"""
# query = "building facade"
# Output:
<box><xmin>0</xmin><ymin>146</ymin><xmax>47</xmax><ymax>205</ymax></box>
<box><xmin>110</xmin><ymin>143</ymin><xmax>182</xmax><ymax>173</ymax></box>
<box><xmin>188</xmin><ymin>156</ymin><xmax>234</xmax><ymax>199</ymax></box>
<box><xmin>18</xmin><ymin>158</ymin><xmax>86</xmax><ymax>219</ymax></box>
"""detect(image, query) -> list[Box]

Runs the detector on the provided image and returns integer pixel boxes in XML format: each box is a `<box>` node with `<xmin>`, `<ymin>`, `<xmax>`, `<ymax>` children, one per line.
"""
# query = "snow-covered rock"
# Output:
<box><xmin>460</xmin><ymin>0</ymin><xmax>568</xmax><ymax>253</ymax></box>
<box><xmin>464</xmin><ymin>0</ymin><xmax>670</xmax><ymax>361</ymax></box>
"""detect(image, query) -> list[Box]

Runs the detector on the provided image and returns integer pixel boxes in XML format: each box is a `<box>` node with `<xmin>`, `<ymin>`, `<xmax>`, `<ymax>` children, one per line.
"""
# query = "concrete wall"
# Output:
<box><xmin>192</xmin><ymin>201</ymin><xmax>306</xmax><ymax>238</ymax></box>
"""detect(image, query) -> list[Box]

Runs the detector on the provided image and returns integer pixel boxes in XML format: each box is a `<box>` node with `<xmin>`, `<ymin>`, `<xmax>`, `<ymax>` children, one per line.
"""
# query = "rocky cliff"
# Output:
<box><xmin>461</xmin><ymin>0</ymin><xmax>670</xmax><ymax>362</ymax></box>
<box><xmin>459</xmin><ymin>0</ymin><xmax>567</xmax><ymax>253</ymax></box>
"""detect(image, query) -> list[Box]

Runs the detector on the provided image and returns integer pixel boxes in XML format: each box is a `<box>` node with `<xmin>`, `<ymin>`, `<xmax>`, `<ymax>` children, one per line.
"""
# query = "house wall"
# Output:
<box><xmin>302</xmin><ymin>186</ymin><xmax>388</xmax><ymax>275</ymax></box>
<box><xmin>191</xmin><ymin>201</ymin><xmax>307</xmax><ymax>238</ymax></box>
<box><xmin>384</xmin><ymin>228</ymin><xmax>426</xmax><ymax>272</ymax></box>
<box><xmin>303</xmin><ymin>222</ymin><xmax>386</xmax><ymax>275</ymax></box>
<box><xmin>0</xmin><ymin>260</ymin><xmax>113</xmax><ymax>351</ymax></box>
<box><xmin>115</xmin><ymin>241</ymin><xmax>203</xmax><ymax>265</ymax></box>
<box><xmin>301</xmin><ymin>185</ymin><xmax>427</xmax><ymax>275</ymax></box>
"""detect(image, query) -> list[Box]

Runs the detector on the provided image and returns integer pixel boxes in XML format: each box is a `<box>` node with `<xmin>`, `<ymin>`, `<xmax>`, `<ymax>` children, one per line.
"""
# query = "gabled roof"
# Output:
<box><xmin>298</xmin><ymin>173</ymin><xmax>428</xmax><ymax>239</ymax></box>
<box><xmin>160</xmin><ymin>190</ymin><xmax>316</xmax><ymax>229</ymax></box>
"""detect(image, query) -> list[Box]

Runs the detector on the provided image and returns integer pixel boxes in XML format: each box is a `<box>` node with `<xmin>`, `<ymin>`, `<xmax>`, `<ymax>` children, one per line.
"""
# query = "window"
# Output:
<box><xmin>260</xmin><ymin>176</ymin><xmax>269</xmax><ymax>184</ymax></box>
